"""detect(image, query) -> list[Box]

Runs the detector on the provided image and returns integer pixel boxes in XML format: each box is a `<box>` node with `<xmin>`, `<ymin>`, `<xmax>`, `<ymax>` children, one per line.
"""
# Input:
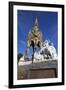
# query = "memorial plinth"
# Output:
<box><xmin>18</xmin><ymin>60</ymin><xmax>57</xmax><ymax>80</ymax></box>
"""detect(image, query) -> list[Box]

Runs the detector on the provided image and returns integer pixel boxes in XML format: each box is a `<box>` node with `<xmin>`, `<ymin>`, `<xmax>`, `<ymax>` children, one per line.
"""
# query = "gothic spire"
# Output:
<box><xmin>35</xmin><ymin>16</ymin><xmax>38</xmax><ymax>26</ymax></box>
<box><xmin>33</xmin><ymin>16</ymin><xmax>39</xmax><ymax>31</ymax></box>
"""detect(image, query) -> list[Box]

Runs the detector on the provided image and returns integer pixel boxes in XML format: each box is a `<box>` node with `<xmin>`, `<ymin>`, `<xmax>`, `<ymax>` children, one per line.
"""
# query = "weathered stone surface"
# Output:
<box><xmin>17</xmin><ymin>60</ymin><xmax>58</xmax><ymax>80</ymax></box>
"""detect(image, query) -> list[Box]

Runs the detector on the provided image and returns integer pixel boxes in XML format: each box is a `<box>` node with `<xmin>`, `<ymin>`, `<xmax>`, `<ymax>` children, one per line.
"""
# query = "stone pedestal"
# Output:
<box><xmin>17</xmin><ymin>60</ymin><xmax>57</xmax><ymax>80</ymax></box>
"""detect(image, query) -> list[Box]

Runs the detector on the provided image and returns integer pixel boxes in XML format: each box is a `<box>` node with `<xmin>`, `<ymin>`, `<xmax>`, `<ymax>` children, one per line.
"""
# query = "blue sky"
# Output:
<box><xmin>17</xmin><ymin>10</ymin><xmax>58</xmax><ymax>55</ymax></box>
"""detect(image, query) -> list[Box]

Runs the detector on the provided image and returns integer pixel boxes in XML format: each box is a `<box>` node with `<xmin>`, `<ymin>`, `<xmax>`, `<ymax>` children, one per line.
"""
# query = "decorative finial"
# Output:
<box><xmin>35</xmin><ymin>16</ymin><xmax>38</xmax><ymax>26</ymax></box>
<box><xmin>32</xmin><ymin>16</ymin><xmax>39</xmax><ymax>31</ymax></box>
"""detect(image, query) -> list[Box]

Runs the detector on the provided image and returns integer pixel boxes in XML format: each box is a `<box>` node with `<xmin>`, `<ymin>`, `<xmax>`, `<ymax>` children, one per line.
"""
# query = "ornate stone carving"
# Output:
<box><xmin>27</xmin><ymin>17</ymin><xmax>42</xmax><ymax>63</ymax></box>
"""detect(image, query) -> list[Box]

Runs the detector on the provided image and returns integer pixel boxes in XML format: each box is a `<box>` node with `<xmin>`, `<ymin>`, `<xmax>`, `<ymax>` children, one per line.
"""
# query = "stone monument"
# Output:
<box><xmin>27</xmin><ymin>17</ymin><xmax>42</xmax><ymax>63</ymax></box>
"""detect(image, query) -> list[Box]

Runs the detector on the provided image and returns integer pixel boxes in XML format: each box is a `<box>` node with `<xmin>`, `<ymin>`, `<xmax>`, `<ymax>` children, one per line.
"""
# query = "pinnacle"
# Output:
<box><xmin>34</xmin><ymin>16</ymin><xmax>38</xmax><ymax>26</ymax></box>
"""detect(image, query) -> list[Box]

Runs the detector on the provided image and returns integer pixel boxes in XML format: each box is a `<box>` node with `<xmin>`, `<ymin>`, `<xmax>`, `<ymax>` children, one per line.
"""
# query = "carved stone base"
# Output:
<box><xmin>17</xmin><ymin>60</ymin><xmax>57</xmax><ymax>80</ymax></box>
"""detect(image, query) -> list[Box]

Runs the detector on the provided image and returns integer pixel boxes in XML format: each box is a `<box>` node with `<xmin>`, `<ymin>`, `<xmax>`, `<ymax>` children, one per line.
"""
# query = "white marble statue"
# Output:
<box><xmin>40</xmin><ymin>40</ymin><xmax>57</xmax><ymax>60</ymax></box>
<box><xmin>34</xmin><ymin>52</ymin><xmax>44</xmax><ymax>62</ymax></box>
<box><xmin>19</xmin><ymin>56</ymin><xmax>25</xmax><ymax>62</ymax></box>
<box><xmin>19</xmin><ymin>40</ymin><xmax>57</xmax><ymax>64</ymax></box>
